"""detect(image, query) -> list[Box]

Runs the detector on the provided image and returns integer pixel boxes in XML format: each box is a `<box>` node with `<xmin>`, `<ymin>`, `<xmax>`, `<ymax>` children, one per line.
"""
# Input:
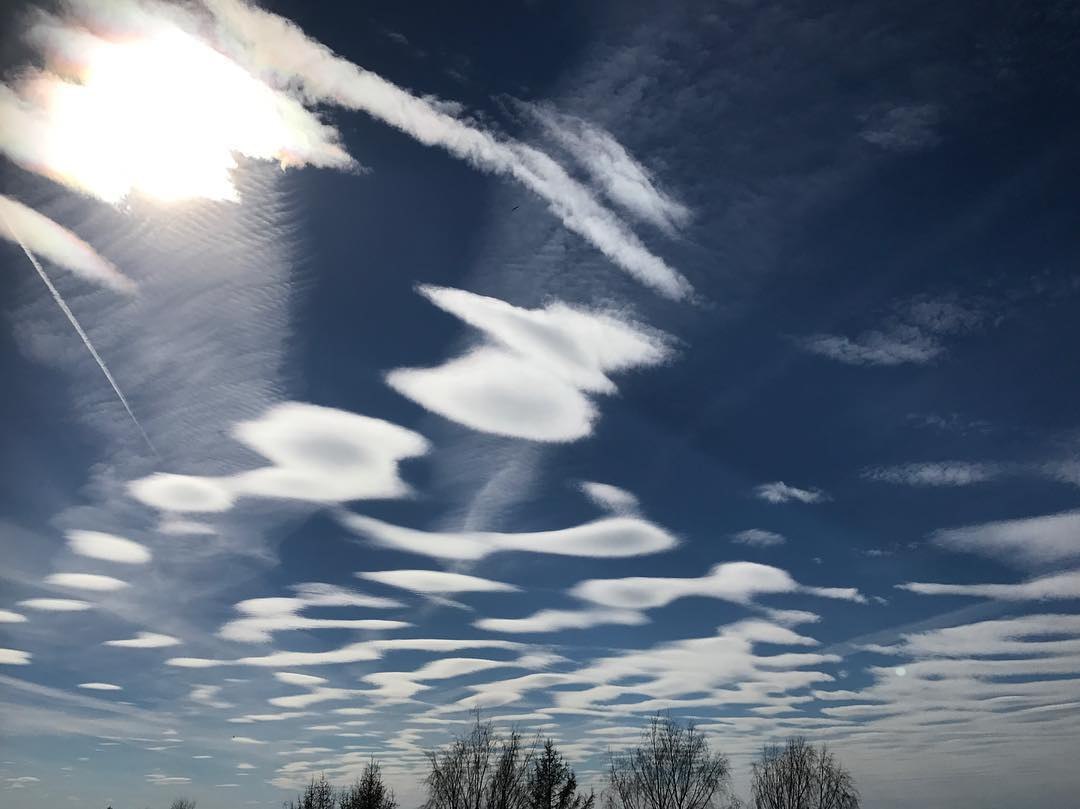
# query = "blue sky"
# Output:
<box><xmin>2</xmin><ymin>0</ymin><xmax>1079</xmax><ymax>807</ymax></box>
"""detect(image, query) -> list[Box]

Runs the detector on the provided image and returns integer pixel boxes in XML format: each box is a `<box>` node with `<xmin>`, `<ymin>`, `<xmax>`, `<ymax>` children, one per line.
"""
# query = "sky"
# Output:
<box><xmin>1</xmin><ymin>0</ymin><xmax>1079</xmax><ymax>807</ymax></box>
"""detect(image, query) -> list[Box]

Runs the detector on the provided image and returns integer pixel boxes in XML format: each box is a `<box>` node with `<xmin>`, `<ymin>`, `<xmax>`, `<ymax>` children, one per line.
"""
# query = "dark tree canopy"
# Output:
<box><xmin>750</xmin><ymin>738</ymin><xmax>858</xmax><ymax>809</ymax></box>
<box><xmin>169</xmin><ymin>800</ymin><xmax>196</xmax><ymax>809</ymax></box>
<box><xmin>606</xmin><ymin>717</ymin><xmax>732</xmax><ymax>809</ymax></box>
<box><xmin>340</xmin><ymin>759</ymin><xmax>398</xmax><ymax>809</ymax></box>
<box><xmin>527</xmin><ymin>739</ymin><xmax>595</xmax><ymax>809</ymax></box>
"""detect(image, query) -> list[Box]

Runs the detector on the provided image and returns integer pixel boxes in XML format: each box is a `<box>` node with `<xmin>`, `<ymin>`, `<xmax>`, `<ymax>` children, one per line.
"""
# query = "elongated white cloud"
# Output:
<box><xmin>167</xmin><ymin>637</ymin><xmax>523</xmax><ymax>669</ymax></box>
<box><xmin>386</xmin><ymin>286</ymin><xmax>670</xmax><ymax>442</ymax></box>
<box><xmin>16</xmin><ymin>598</ymin><xmax>92</xmax><ymax>612</ymax></box>
<box><xmin>731</xmin><ymin>528</ymin><xmax>786</xmax><ymax>547</ymax></box>
<box><xmin>754</xmin><ymin>481</ymin><xmax>827</xmax><ymax>504</ymax></box>
<box><xmin>45</xmin><ymin>573</ymin><xmax>128</xmax><ymax>592</ymax></box>
<box><xmin>900</xmin><ymin>570</ymin><xmax>1080</xmax><ymax>601</ymax></box>
<box><xmin>0</xmin><ymin>196</ymin><xmax>132</xmax><ymax>292</ymax></box>
<box><xmin>129</xmin><ymin>402</ymin><xmax>429</xmax><ymax>513</ymax></box>
<box><xmin>358</xmin><ymin>570</ymin><xmax>519</xmax><ymax>595</ymax></box>
<box><xmin>931</xmin><ymin>509</ymin><xmax>1080</xmax><ymax>567</ymax></box>
<box><xmin>579</xmin><ymin>482</ymin><xmax>640</xmax><ymax>513</ymax></box>
<box><xmin>78</xmin><ymin>682</ymin><xmax>122</xmax><ymax>691</ymax></box>
<box><xmin>0</xmin><ymin>6</ymin><xmax>351</xmax><ymax>203</ymax></box>
<box><xmin>525</xmin><ymin>104</ymin><xmax>691</xmax><ymax>233</ymax></box>
<box><xmin>342</xmin><ymin>513</ymin><xmax>676</xmax><ymax>562</ymax></box>
<box><xmin>0</xmin><ymin>649</ymin><xmax>32</xmax><ymax>665</ymax></box>
<box><xmin>67</xmin><ymin>530</ymin><xmax>151</xmax><ymax>564</ymax></box>
<box><xmin>104</xmin><ymin>632</ymin><xmax>182</xmax><ymax>648</ymax></box>
<box><xmin>474</xmin><ymin>607</ymin><xmax>647</xmax><ymax>634</ymax></box>
<box><xmin>571</xmin><ymin>561</ymin><xmax>864</xmax><ymax>609</ymax></box>
<box><xmin>221</xmin><ymin>583</ymin><xmax>405</xmax><ymax>643</ymax></box>
<box><xmin>0</xmin><ymin>610</ymin><xmax>27</xmax><ymax>623</ymax></box>
<box><xmin>202</xmin><ymin>0</ymin><xmax>690</xmax><ymax>298</ymax></box>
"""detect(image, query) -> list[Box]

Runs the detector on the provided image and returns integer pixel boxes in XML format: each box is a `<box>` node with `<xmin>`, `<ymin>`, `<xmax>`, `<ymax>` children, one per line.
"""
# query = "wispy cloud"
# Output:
<box><xmin>578</xmin><ymin>482</ymin><xmax>640</xmax><ymax>514</ymax></box>
<box><xmin>474</xmin><ymin>607</ymin><xmax>647</xmax><ymax>634</ymax></box>
<box><xmin>900</xmin><ymin>569</ymin><xmax>1080</xmax><ymax>600</ymax></box>
<box><xmin>524</xmin><ymin>103</ymin><xmax>692</xmax><ymax>234</ymax></box>
<box><xmin>202</xmin><ymin>0</ymin><xmax>691</xmax><ymax>298</ymax></box>
<box><xmin>931</xmin><ymin>509</ymin><xmax>1080</xmax><ymax>567</ymax></box>
<box><xmin>863</xmin><ymin>461</ymin><xmax>1004</xmax><ymax>486</ymax></box>
<box><xmin>859</xmin><ymin>103</ymin><xmax>942</xmax><ymax>152</ymax></box>
<box><xmin>754</xmin><ymin>481</ymin><xmax>827</xmax><ymax>504</ymax></box>
<box><xmin>731</xmin><ymin>528</ymin><xmax>787</xmax><ymax>547</ymax></box>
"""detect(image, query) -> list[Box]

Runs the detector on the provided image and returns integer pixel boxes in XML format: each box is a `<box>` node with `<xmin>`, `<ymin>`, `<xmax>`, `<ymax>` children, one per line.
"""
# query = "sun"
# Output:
<box><xmin>19</xmin><ymin>21</ymin><xmax>346</xmax><ymax>204</ymax></box>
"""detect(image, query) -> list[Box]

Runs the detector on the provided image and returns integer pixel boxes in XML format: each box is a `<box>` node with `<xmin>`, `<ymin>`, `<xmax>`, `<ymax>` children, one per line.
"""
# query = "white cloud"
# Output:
<box><xmin>358</xmin><ymin>569</ymin><xmax>519</xmax><ymax>595</ymax></box>
<box><xmin>45</xmin><ymin>573</ymin><xmax>128</xmax><ymax>592</ymax></box>
<box><xmin>754</xmin><ymin>481</ymin><xmax>827</xmax><ymax>504</ymax></box>
<box><xmin>0</xmin><ymin>649</ymin><xmax>32</xmax><ymax>665</ymax></box>
<box><xmin>899</xmin><ymin>570</ymin><xmax>1080</xmax><ymax>601</ymax></box>
<box><xmin>104</xmin><ymin>632</ymin><xmax>181</xmax><ymax>648</ymax></box>
<box><xmin>0</xmin><ymin>195</ymin><xmax>132</xmax><ymax>292</ymax></box>
<box><xmin>570</xmin><ymin>561</ymin><xmax>864</xmax><ymax>609</ymax></box>
<box><xmin>128</xmin><ymin>402</ymin><xmax>429</xmax><ymax>513</ymax></box>
<box><xmin>863</xmin><ymin>462</ymin><xmax>1001</xmax><ymax>486</ymax></box>
<box><xmin>799</xmin><ymin>328</ymin><xmax>942</xmax><ymax>366</ymax></box>
<box><xmin>474</xmin><ymin>607</ymin><xmax>647</xmax><ymax>634</ymax></box>
<box><xmin>931</xmin><ymin>509</ymin><xmax>1080</xmax><ymax>567</ymax></box>
<box><xmin>525</xmin><ymin>104</ymin><xmax>691</xmax><ymax>233</ymax></box>
<box><xmin>158</xmin><ymin>518</ymin><xmax>217</xmax><ymax>536</ymax></box>
<box><xmin>731</xmin><ymin>528</ymin><xmax>786</xmax><ymax>547</ymax></box>
<box><xmin>0</xmin><ymin>610</ymin><xmax>27</xmax><ymax>623</ymax></box>
<box><xmin>859</xmin><ymin>103</ymin><xmax>941</xmax><ymax>152</ymax></box>
<box><xmin>78</xmin><ymin>682</ymin><xmax>122</xmax><ymax>691</ymax></box>
<box><xmin>17</xmin><ymin>598</ymin><xmax>93</xmax><ymax>612</ymax></box>
<box><xmin>203</xmin><ymin>0</ymin><xmax>691</xmax><ymax>298</ymax></box>
<box><xmin>231</xmin><ymin>736</ymin><xmax>266</xmax><ymax>745</ymax></box>
<box><xmin>386</xmin><ymin>286</ymin><xmax>670</xmax><ymax>442</ymax></box>
<box><xmin>579</xmin><ymin>482</ymin><xmax>640</xmax><ymax>513</ymax></box>
<box><xmin>342</xmin><ymin>513</ymin><xmax>676</xmax><ymax>562</ymax></box>
<box><xmin>189</xmin><ymin>684</ymin><xmax>232</xmax><ymax>709</ymax></box>
<box><xmin>220</xmin><ymin>583</ymin><xmax>405</xmax><ymax>643</ymax></box>
<box><xmin>66</xmin><ymin>530</ymin><xmax>151</xmax><ymax>564</ymax></box>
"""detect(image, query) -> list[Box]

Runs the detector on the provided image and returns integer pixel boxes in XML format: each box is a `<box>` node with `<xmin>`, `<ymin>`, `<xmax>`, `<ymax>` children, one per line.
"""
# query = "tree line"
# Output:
<box><xmin>168</xmin><ymin>715</ymin><xmax>858</xmax><ymax>809</ymax></box>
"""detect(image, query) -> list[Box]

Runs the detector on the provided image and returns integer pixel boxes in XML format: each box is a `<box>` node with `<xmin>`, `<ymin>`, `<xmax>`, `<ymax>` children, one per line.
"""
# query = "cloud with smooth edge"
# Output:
<box><xmin>474</xmin><ymin>607</ymin><xmax>647</xmax><ymax>634</ymax></box>
<box><xmin>342</xmin><ymin>513</ymin><xmax>676</xmax><ymax>562</ymax></box>
<box><xmin>16</xmin><ymin>598</ymin><xmax>93</xmax><ymax>611</ymax></box>
<box><xmin>128</xmin><ymin>402</ymin><xmax>429</xmax><ymax>513</ymax></box>
<box><xmin>570</xmin><ymin>561</ymin><xmax>864</xmax><ymax>609</ymax></box>
<box><xmin>67</xmin><ymin>530</ymin><xmax>151</xmax><ymax>564</ymax></box>
<box><xmin>357</xmin><ymin>569</ymin><xmax>520</xmax><ymax>594</ymax></box>
<box><xmin>45</xmin><ymin>573</ymin><xmax>128</xmax><ymax>592</ymax></box>
<box><xmin>104</xmin><ymin>632</ymin><xmax>182</xmax><ymax>648</ymax></box>
<box><xmin>579</xmin><ymin>482</ymin><xmax>640</xmax><ymax>513</ymax></box>
<box><xmin>0</xmin><ymin>649</ymin><xmax>32</xmax><ymax>665</ymax></box>
<box><xmin>899</xmin><ymin>569</ymin><xmax>1080</xmax><ymax>600</ymax></box>
<box><xmin>78</xmin><ymin>682</ymin><xmax>122</xmax><ymax>691</ymax></box>
<box><xmin>386</xmin><ymin>286</ymin><xmax>670</xmax><ymax>442</ymax></box>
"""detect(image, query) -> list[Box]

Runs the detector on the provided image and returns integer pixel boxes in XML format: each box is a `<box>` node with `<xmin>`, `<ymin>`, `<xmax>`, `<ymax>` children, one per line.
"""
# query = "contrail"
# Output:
<box><xmin>1</xmin><ymin>210</ymin><xmax>158</xmax><ymax>457</ymax></box>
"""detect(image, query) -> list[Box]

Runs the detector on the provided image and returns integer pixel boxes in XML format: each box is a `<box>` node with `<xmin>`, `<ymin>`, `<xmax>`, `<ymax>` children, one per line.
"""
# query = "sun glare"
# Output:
<box><xmin>31</xmin><ymin>25</ymin><xmax>325</xmax><ymax>203</ymax></box>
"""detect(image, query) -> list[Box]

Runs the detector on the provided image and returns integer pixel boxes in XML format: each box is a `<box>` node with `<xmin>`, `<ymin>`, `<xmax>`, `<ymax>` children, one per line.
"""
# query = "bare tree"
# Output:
<box><xmin>169</xmin><ymin>800</ymin><xmax>196</xmax><ymax>809</ymax></box>
<box><xmin>528</xmin><ymin>739</ymin><xmax>595</xmax><ymax>809</ymax></box>
<box><xmin>750</xmin><ymin>738</ymin><xmax>858</xmax><ymax>809</ymax></box>
<box><xmin>424</xmin><ymin>714</ymin><xmax>538</xmax><ymax>809</ymax></box>
<box><xmin>606</xmin><ymin>716</ymin><xmax>732</xmax><ymax>809</ymax></box>
<box><xmin>340</xmin><ymin>759</ymin><xmax>398</xmax><ymax>809</ymax></box>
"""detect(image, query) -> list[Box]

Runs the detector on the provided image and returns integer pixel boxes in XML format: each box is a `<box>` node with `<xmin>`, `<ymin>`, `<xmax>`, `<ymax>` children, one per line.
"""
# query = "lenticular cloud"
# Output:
<box><xmin>387</xmin><ymin>286</ymin><xmax>671</xmax><ymax>441</ymax></box>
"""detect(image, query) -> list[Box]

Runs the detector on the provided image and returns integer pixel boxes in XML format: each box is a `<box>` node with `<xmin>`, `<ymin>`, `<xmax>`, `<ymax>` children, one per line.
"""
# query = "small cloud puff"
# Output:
<box><xmin>358</xmin><ymin>569</ymin><xmax>519</xmax><ymax>595</ymax></box>
<box><xmin>78</xmin><ymin>682</ymin><xmax>122</xmax><ymax>691</ymax></box>
<box><xmin>579</xmin><ymin>482</ymin><xmax>640</xmax><ymax>513</ymax></box>
<box><xmin>104</xmin><ymin>632</ymin><xmax>181</xmax><ymax>648</ymax></box>
<box><xmin>754</xmin><ymin>481</ymin><xmax>827</xmax><ymax>504</ymax></box>
<box><xmin>731</xmin><ymin>528</ymin><xmax>786</xmax><ymax>547</ymax></box>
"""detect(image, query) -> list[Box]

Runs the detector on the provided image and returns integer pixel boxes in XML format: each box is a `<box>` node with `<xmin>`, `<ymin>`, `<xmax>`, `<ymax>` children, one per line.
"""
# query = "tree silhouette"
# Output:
<box><xmin>750</xmin><ymin>738</ymin><xmax>858</xmax><ymax>809</ymax></box>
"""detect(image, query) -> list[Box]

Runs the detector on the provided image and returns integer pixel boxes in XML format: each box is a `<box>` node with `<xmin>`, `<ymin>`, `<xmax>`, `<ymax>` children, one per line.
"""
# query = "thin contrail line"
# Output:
<box><xmin>2</xmin><ymin>211</ymin><xmax>158</xmax><ymax>457</ymax></box>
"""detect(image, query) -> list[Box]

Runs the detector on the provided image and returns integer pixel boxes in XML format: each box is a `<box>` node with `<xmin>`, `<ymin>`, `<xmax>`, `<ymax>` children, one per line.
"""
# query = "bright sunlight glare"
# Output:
<box><xmin>23</xmin><ymin>23</ymin><xmax>344</xmax><ymax>203</ymax></box>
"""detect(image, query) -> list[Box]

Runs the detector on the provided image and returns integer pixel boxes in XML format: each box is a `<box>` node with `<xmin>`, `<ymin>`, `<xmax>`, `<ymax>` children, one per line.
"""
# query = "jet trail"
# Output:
<box><xmin>1</xmin><ymin>210</ymin><xmax>157</xmax><ymax>457</ymax></box>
